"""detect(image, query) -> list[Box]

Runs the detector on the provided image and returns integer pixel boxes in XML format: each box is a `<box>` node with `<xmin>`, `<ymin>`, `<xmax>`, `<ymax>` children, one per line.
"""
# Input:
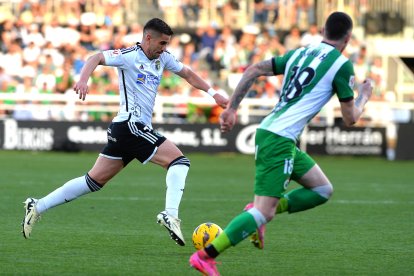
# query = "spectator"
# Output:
<box><xmin>22</xmin><ymin>41</ymin><xmax>41</xmax><ymax>64</ymax></box>
<box><xmin>198</xmin><ymin>24</ymin><xmax>220</xmax><ymax>69</ymax></box>
<box><xmin>182</xmin><ymin>41</ymin><xmax>199</xmax><ymax>66</ymax></box>
<box><xmin>1</xmin><ymin>19</ymin><xmax>21</xmax><ymax>51</ymax></box>
<box><xmin>55</xmin><ymin>58</ymin><xmax>75</xmax><ymax>94</ymax></box>
<box><xmin>253</xmin><ymin>0</ymin><xmax>268</xmax><ymax>26</ymax></box>
<box><xmin>217</xmin><ymin>0</ymin><xmax>237</xmax><ymax>26</ymax></box>
<box><xmin>94</xmin><ymin>24</ymin><xmax>114</xmax><ymax>51</ymax></box>
<box><xmin>266</xmin><ymin>0</ymin><xmax>280</xmax><ymax>25</ymax></box>
<box><xmin>353</xmin><ymin>55</ymin><xmax>369</xmax><ymax>87</ymax></box>
<box><xmin>0</xmin><ymin>41</ymin><xmax>23</xmax><ymax>81</ymax></box>
<box><xmin>42</xmin><ymin>41</ymin><xmax>65</xmax><ymax>67</ymax></box>
<box><xmin>180</xmin><ymin>0</ymin><xmax>202</xmax><ymax>27</ymax></box>
<box><xmin>369</xmin><ymin>56</ymin><xmax>386</xmax><ymax>101</ymax></box>
<box><xmin>122</xmin><ymin>23</ymin><xmax>143</xmax><ymax>46</ymax></box>
<box><xmin>16</xmin><ymin>62</ymin><xmax>37</xmax><ymax>94</ymax></box>
<box><xmin>35</xmin><ymin>65</ymin><xmax>56</xmax><ymax>94</ymax></box>
<box><xmin>167</xmin><ymin>36</ymin><xmax>183</xmax><ymax>61</ymax></box>
<box><xmin>0</xmin><ymin>66</ymin><xmax>12</xmax><ymax>91</ymax></box>
<box><xmin>62</xmin><ymin>19</ymin><xmax>81</xmax><ymax>47</ymax></box>
<box><xmin>212</xmin><ymin>39</ymin><xmax>227</xmax><ymax>74</ymax></box>
<box><xmin>23</xmin><ymin>23</ymin><xmax>45</xmax><ymax>48</ymax></box>
<box><xmin>268</xmin><ymin>35</ymin><xmax>286</xmax><ymax>56</ymax></box>
<box><xmin>295</xmin><ymin>0</ymin><xmax>316</xmax><ymax>28</ymax></box>
<box><xmin>283</xmin><ymin>25</ymin><xmax>301</xmax><ymax>51</ymax></box>
<box><xmin>300</xmin><ymin>23</ymin><xmax>322</xmax><ymax>47</ymax></box>
<box><xmin>79</xmin><ymin>23</ymin><xmax>97</xmax><ymax>51</ymax></box>
<box><xmin>218</xmin><ymin>25</ymin><xmax>237</xmax><ymax>50</ymax></box>
<box><xmin>112</xmin><ymin>25</ymin><xmax>128</xmax><ymax>49</ymax></box>
<box><xmin>43</xmin><ymin>16</ymin><xmax>66</xmax><ymax>48</ymax></box>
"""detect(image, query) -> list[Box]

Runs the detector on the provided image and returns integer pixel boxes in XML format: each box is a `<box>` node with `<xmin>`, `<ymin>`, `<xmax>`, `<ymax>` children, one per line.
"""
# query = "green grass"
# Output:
<box><xmin>1</xmin><ymin>150</ymin><xmax>413</xmax><ymax>275</ymax></box>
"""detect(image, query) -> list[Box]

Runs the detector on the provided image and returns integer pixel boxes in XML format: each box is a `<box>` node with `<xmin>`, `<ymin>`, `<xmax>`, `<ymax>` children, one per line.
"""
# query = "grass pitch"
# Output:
<box><xmin>1</xmin><ymin>150</ymin><xmax>413</xmax><ymax>275</ymax></box>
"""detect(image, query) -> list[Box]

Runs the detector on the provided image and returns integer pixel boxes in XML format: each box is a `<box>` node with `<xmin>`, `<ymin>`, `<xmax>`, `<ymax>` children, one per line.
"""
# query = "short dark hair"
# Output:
<box><xmin>143</xmin><ymin>18</ymin><xmax>173</xmax><ymax>36</ymax></box>
<box><xmin>324</xmin><ymin>12</ymin><xmax>353</xmax><ymax>40</ymax></box>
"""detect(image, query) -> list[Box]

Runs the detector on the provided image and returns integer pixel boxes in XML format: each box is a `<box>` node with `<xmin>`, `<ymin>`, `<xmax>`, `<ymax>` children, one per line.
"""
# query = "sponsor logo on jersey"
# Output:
<box><xmin>136</xmin><ymin>73</ymin><xmax>160</xmax><ymax>85</ymax></box>
<box><xmin>137</xmin><ymin>73</ymin><xmax>146</xmax><ymax>84</ymax></box>
<box><xmin>108</xmin><ymin>49</ymin><xmax>121</xmax><ymax>58</ymax></box>
<box><xmin>139</xmin><ymin>64</ymin><xmax>144</xmax><ymax>69</ymax></box>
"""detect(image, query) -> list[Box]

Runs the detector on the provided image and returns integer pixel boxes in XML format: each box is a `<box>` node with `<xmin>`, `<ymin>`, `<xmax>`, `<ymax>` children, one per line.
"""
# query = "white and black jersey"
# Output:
<box><xmin>102</xmin><ymin>44</ymin><xmax>184</xmax><ymax>127</ymax></box>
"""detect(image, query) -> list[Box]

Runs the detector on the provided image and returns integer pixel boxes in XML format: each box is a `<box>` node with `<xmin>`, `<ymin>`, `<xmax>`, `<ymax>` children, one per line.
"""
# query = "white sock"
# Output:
<box><xmin>247</xmin><ymin>207</ymin><xmax>267</xmax><ymax>227</ymax></box>
<box><xmin>36</xmin><ymin>175</ymin><xmax>100</xmax><ymax>214</ymax></box>
<box><xmin>165</xmin><ymin>157</ymin><xmax>190</xmax><ymax>218</ymax></box>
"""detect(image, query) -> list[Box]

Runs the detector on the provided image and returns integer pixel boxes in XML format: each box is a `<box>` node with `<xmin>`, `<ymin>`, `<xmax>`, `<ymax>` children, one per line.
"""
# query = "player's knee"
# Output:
<box><xmin>167</xmin><ymin>156</ymin><xmax>191</xmax><ymax>169</ymax></box>
<box><xmin>312</xmin><ymin>183</ymin><xmax>333</xmax><ymax>200</ymax></box>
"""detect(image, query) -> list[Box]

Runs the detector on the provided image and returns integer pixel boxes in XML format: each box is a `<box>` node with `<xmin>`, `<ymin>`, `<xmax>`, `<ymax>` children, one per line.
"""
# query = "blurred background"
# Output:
<box><xmin>0</xmin><ymin>0</ymin><xmax>413</xmax><ymax>159</ymax></box>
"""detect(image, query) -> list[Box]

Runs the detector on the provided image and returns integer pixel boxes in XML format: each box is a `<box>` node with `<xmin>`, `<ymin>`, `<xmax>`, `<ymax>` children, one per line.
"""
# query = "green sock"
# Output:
<box><xmin>211</xmin><ymin>211</ymin><xmax>258</xmax><ymax>253</ymax></box>
<box><xmin>276</xmin><ymin>197</ymin><xmax>289</xmax><ymax>214</ymax></box>
<box><xmin>285</xmin><ymin>188</ymin><xmax>328</xmax><ymax>213</ymax></box>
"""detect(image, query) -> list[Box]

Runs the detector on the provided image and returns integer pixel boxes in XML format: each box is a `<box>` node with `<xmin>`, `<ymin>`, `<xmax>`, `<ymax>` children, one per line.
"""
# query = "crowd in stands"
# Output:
<box><xmin>0</xmin><ymin>0</ymin><xmax>388</xmax><ymax>123</ymax></box>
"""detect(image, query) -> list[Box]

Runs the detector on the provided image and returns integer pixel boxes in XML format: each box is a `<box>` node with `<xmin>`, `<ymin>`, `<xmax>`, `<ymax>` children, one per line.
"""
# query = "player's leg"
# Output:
<box><xmin>277</xmin><ymin>150</ymin><xmax>333</xmax><ymax>214</ymax></box>
<box><xmin>190</xmin><ymin>195</ymin><xmax>275</xmax><ymax>275</ymax></box>
<box><xmin>22</xmin><ymin>122</ymin><xmax>126</xmax><ymax>239</ymax></box>
<box><xmin>190</xmin><ymin>129</ymin><xmax>292</xmax><ymax>273</ymax></box>
<box><xmin>205</xmin><ymin>130</ymin><xmax>290</xmax><ymax>251</ymax></box>
<box><xmin>150</xmin><ymin>139</ymin><xmax>190</xmax><ymax>246</ymax></box>
<box><xmin>22</xmin><ymin>156</ymin><xmax>124</xmax><ymax>238</ymax></box>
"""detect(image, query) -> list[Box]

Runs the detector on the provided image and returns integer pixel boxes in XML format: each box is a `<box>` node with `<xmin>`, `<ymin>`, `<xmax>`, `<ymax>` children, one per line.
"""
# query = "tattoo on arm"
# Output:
<box><xmin>229</xmin><ymin>60</ymin><xmax>274</xmax><ymax>110</ymax></box>
<box><xmin>355</xmin><ymin>94</ymin><xmax>367</xmax><ymax>112</ymax></box>
<box><xmin>230</xmin><ymin>78</ymin><xmax>256</xmax><ymax>109</ymax></box>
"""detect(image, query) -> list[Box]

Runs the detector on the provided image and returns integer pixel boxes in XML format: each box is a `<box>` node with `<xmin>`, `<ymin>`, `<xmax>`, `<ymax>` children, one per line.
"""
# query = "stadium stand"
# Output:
<box><xmin>0</xmin><ymin>0</ymin><xmax>413</xmax><ymax>125</ymax></box>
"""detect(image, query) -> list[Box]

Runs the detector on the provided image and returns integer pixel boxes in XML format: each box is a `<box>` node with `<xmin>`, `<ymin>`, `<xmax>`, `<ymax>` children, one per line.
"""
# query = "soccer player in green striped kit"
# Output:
<box><xmin>190</xmin><ymin>11</ymin><xmax>373</xmax><ymax>275</ymax></box>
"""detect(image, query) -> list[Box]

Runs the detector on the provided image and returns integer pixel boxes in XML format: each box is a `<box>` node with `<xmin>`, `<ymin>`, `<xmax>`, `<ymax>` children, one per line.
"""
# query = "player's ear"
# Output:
<box><xmin>344</xmin><ymin>31</ymin><xmax>352</xmax><ymax>44</ymax></box>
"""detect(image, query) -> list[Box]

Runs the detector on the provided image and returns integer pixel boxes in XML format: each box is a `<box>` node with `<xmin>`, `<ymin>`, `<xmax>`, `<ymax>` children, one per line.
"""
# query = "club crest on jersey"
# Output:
<box><xmin>137</xmin><ymin>73</ymin><xmax>146</xmax><ymax>84</ymax></box>
<box><xmin>155</xmin><ymin>60</ymin><xmax>160</xmax><ymax>71</ymax></box>
<box><xmin>139</xmin><ymin>64</ymin><xmax>144</xmax><ymax>69</ymax></box>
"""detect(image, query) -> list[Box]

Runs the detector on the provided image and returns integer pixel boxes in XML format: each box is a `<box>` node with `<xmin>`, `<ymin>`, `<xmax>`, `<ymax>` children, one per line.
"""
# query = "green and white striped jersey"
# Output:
<box><xmin>259</xmin><ymin>42</ymin><xmax>355</xmax><ymax>142</ymax></box>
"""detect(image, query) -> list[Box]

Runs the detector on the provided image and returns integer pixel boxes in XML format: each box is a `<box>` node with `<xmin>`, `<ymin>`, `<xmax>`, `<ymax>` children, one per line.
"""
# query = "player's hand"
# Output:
<box><xmin>220</xmin><ymin>108</ymin><xmax>237</xmax><ymax>133</ymax></box>
<box><xmin>73</xmin><ymin>81</ymin><xmax>89</xmax><ymax>101</ymax></box>
<box><xmin>359</xmin><ymin>78</ymin><xmax>373</xmax><ymax>101</ymax></box>
<box><xmin>213</xmin><ymin>93</ymin><xmax>229</xmax><ymax>109</ymax></box>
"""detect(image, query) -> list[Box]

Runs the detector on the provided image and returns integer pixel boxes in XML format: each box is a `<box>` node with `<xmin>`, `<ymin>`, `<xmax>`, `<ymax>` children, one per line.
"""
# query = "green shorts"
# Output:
<box><xmin>254</xmin><ymin>128</ymin><xmax>316</xmax><ymax>197</ymax></box>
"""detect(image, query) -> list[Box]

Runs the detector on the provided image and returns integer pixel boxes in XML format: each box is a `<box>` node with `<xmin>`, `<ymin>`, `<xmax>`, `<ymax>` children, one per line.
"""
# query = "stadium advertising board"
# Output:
<box><xmin>0</xmin><ymin>119</ymin><xmax>386</xmax><ymax>156</ymax></box>
<box><xmin>395</xmin><ymin>123</ymin><xmax>414</xmax><ymax>160</ymax></box>
<box><xmin>303</xmin><ymin>126</ymin><xmax>387</xmax><ymax>156</ymax></box>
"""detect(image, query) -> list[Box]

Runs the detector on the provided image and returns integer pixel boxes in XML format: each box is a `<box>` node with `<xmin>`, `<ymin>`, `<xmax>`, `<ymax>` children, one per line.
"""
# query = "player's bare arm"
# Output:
<box><xmin>220</xmin><ymin>59</ymin><xmax>274</xmax><ymax>132</ymax></box>
<box><xmin>73</xmin><ymin>52</ymin><xmax>106</xmax><ymax>101</ymax></box>
<box><xmin>229</xmin><ymin>59</ymin><xmax>274</xmax><ymax>110</ymax></box>
<box><xmin>340</xmin><ymin>79</ymin><xmax>373</xmax><ymax>126</ymax></box>
<box><xmin>176</xmin><ymin>65</ymin><xmax>229</xmax><ymax>108</ymax></box>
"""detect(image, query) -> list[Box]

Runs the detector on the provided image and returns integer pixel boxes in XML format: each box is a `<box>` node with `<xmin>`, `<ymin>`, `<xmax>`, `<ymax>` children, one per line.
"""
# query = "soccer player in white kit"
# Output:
<box><xmin>22</xmin><ymin>18</ymin><xmax>228</xmax><ymax>246</ymax></box>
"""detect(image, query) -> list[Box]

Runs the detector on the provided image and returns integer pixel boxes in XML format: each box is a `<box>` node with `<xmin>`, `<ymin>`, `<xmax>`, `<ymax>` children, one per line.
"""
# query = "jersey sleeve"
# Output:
<box><xmin>162</xmin><ymin>52</ymin><xmax>184</xmax><ymax>73</ymax></box>
<box><xmin>333</xmin><ymin>60</ymin><xmax>355</xmax><ymax>102</ymax></box>
<box><xmin>271</xmin><ymin>50</ymin><xmax>296</xmax><ymax>75</ymax></box>
<box><xmin>102</xmin><ymin>49</ymin><xmax>128</xmax><ymax>69</ymax></box>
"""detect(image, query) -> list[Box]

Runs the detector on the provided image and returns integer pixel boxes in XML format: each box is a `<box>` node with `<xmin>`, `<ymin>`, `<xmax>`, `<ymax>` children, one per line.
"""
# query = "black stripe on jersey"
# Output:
<box><xmin>127</xmin><ymin>122</ymin><xmax>158</xmax><ymax>144</ymax></box>
<box><xmin>85</xmin><ymin>173</ymin><xmax>102</xmax><ymax>192</ymax></box>
<box><xmin>168</xmin><ymin>156</ymin><xmax>191</xmax><ymax>169</ymax></box>
<box><xmin>121</xmin><ymin>70</ymin><xmax>128</xmax><ymax>111</ymax></box>
<box><xmin>121</xmin><ymin>45</ymin><xmax>137</xmax><ymax>54</ymax></box>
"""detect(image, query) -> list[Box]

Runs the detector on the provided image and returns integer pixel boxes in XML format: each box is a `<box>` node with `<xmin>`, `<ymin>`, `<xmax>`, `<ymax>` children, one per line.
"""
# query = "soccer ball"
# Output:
<box><xmin>192</xmin><ymin>222</ymin><xmax>223</xmax><ymax>250</ymax></box>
